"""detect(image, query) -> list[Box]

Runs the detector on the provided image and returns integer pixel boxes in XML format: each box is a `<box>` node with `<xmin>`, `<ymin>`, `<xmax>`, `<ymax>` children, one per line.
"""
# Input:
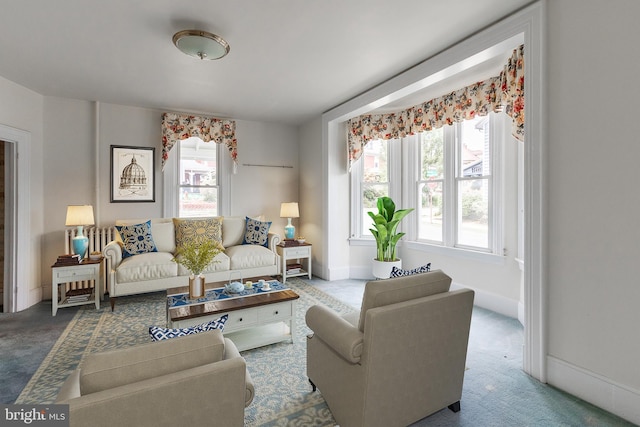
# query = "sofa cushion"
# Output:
<box><xmin>149</xmin><ymin>315</ymin><xmax>228</xmax><ymax>341</ymax></box>
<box><xmin>242</xmin><ymin>217</ymin><xmax>272</xmax><ymax>247</ymax></box>
<box><xmin>389</xmin><ymin>263</ymin><xmax>431</xmax><ymax>278</ymax></box>
<box><xmin>225</xmin><ymin>244</ymin><xmax>276</xmax><ymax>270</ymax></box>
<box><xmin>358</xmin><ymin>269</ymin><xmax>451</xmax><ymax>331</ymax></box>
<box><xmin>115</xmin><ymin>220</ymin><xmax>158</xmax><ymax>259</ymax></box>
<box><xmin>79</xmin><ymin>330</ymin><xmax>226</xmax><ymax>395</ymax></box>
<box><xmin>222</xmin><ymin>216</ymin><xmax>246</xmax><ymax>247</ymax></box>
<box><xmin>177</xmin><ymin>251</ymin><xmax>231</xmax><ymax>276</ymax></box>
<box><xmin>116</xmin><ymin>252</ymin><xmax>178</xmax><ymax>284</ymax></box>
<box><xmin>151</xmin><ymin>220</ymin><xmax>176</xmax><ymax>253</ymax></box>
<box><xmin>173</xmin><ymin>217</ymin><xmax>223</xmax><ymax>248</ymax></box>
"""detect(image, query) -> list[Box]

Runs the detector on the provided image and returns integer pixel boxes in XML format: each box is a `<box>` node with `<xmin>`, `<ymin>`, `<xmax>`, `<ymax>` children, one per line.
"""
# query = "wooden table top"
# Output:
<box><xmin>167</xmin><ymin>276</ymin><xmax>299</xmax><ymax>323</ymax></box>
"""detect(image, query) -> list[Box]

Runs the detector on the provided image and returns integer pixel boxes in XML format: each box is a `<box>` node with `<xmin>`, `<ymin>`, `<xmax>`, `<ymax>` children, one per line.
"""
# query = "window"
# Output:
<box><xmin>418</xmin><ymin>115</ymin><xmax>496</xmax><ymax>251</ymax></box>
<box><xmin>351</xmin><ymin>112</ymin><xmax>506</xmax><ymax>255</ymax></box>
<box><xmin>177</xmin><ymin>137</ymin><xmax>219</xmax><ymax>217</ymax></box>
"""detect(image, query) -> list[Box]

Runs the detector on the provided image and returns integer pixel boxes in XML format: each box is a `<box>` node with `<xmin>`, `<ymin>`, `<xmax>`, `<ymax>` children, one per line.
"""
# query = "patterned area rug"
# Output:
<box><xmin>16</xmin><ymin>278</ymin><xmax>354</xmax><ymax>426</ymax></box>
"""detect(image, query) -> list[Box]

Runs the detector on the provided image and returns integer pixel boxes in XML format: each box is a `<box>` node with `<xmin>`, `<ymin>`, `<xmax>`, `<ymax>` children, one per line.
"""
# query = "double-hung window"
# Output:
<box><xmin>164</xmin><ymin>137</ymin><xmax>222</xmax><ymax>218</ymax></box>
<box><xmin>417</xmin><ymin>114</ymin><xmax>501</xmax><ymax>252</ymax></box>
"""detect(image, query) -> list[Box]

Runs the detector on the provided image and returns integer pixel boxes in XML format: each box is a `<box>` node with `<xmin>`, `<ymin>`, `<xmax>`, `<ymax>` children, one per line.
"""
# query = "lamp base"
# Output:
<box><xmin>72</xmin><ymin>235</ymin><xmax>89</xmax><ymax>259</ymax></box>
<box><xmin>284</xmin><ymin>224</ymin><xmax>295</xmax><ymax>240</ymax></box>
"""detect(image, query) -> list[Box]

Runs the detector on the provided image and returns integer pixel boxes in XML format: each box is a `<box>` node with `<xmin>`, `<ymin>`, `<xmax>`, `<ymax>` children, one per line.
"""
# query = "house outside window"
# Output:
<box><xmin>177</xmin><ymin>137</ymin><xmax>219</xmax><ymax>217</ymax></box>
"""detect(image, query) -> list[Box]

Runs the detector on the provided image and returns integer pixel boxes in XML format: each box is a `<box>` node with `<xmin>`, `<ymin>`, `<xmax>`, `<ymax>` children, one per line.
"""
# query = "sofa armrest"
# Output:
<box><xmin>103</xmin><ymin>240</ymin><xmax>122</xmax><ymax>268</ymax></box>
<box><xmin>306</xmin><ymin>305</ymin><xmax>364</xmax><ymax>364</ymax></box>
<box><xmin>267</xmin><ymin>232</ymin><xmax>281</xmax><ymax>252</ymax></box>
<box><xmin>223</xmin><ymin>337</ymin><xmax>255</xmax><ymax>406</ymax></box>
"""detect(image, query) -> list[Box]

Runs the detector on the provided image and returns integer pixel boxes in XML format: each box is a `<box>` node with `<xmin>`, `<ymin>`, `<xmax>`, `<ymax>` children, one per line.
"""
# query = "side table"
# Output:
<box><xmin>51</xmin><ymin>258</ymin><xmax>103</xmax><ymax>316</ymax></box>
<box><xmin>276</xmin><ymin>243</ymin><xmax>312</xmax><ymax>283</ymax></box>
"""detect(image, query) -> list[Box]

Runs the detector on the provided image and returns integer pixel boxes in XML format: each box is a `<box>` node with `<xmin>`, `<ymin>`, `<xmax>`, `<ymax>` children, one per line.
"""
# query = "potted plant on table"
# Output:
<box><xmin>172</xmin><ymin>240</ymin><xmax>224</xmax><ymax>298</ymax></box>
<box><xmin>368</xmin><ymin>196</ymin><xmax>414</xmax><ymax>279</ymax></box>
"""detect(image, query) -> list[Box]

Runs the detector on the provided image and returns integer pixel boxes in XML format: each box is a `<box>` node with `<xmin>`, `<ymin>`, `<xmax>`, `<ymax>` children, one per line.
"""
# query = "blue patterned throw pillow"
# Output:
<box><xmin>389</xmin><ymin>263</ymin><xmax>431</xmax><ymax>278</ymax></box>
<box><xmin>148</xmin><ymin>314</ymin><xmax>228</xmax><ymax>342</ymax></box>
<box><xmin>242</xmin><ymin>216</ymin><xmax>272</xmax><ymax>247</ymax></box>
<box><xmin>115</xmin><ymin>220</ymin><xmax>158</xmax><ymax>259</ymax></box>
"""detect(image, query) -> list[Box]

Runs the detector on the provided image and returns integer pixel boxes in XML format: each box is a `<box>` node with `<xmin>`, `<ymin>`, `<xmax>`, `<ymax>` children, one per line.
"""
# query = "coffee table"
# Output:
<box><xmin>166</xmin><ymin>276</ymin><xmax>299</xmax><ymax>351</ymax></box>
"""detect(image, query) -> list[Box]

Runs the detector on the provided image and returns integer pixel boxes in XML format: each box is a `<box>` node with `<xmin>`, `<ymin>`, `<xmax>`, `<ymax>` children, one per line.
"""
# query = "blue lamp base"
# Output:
<box><xmin>72</xmin><ymin>226</ymin><xmax>89</xmax><ymax>259</ymax></box>
<box><xmin>284</xmin><ymin>218</ymin><xmax>295</xmax><ymax>240</ymax></box>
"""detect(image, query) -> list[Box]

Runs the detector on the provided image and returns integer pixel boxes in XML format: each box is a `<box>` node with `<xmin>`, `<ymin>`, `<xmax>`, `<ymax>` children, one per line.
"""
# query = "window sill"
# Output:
<box><xmin>349</xmin><ymin>238</ymin><xmax>505</xmax><ymax>265</ymax></box>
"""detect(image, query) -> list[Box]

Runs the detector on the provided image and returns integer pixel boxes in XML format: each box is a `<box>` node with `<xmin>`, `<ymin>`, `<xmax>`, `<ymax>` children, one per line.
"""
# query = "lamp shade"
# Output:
<box><xmin>65</xmin><ymin>205</ymin><xmax>95</xmax><ymax>226</ymax></box>
<box><xmin>280</xmin><ymin>202</ymin><xmax>299</xmax><ymax>218</ymax></box>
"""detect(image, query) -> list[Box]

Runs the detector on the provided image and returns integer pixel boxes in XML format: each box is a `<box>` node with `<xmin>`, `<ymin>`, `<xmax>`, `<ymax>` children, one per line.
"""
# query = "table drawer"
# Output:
<box><xmin>286</xmin><ymin>247</ymin><xmax>310</xmax><ymax>258</ymax></box>
<box><xmin>55</xmin><ymin>268</ymin><xmax>95</xmax><ymax>280</ymax></box>
<box><xmin>258</xmin><ymin>302</ymin><xmax>292</xmax><ymax>322</ymax></box>
<box><xmin>226</xmin><ymin>309</ymin><xmax>258</xmax><ymax>330</ymax></box>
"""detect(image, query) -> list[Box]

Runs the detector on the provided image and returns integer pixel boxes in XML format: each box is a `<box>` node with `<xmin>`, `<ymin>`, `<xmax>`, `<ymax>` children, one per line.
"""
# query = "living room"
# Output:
<box><xmin>1</xmin><ymin>0</ymin><xmax>640</xmax><ymax>425</ymax></box>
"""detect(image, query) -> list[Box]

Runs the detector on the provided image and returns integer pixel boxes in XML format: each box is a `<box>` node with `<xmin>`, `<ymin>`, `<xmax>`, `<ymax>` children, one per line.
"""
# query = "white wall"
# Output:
<box><xmin>546</xmin><ymin>0</ymin><xmax>640</xmax><ymax>412</ymax></box>
<box><xmin>39</xmin><ymin>98</ymin><xmax>299</xmax><ymax>297</ymax></box>
<box><xmin>0</xmin><ymin>76</ymin><xmax>44</xmax><ymax>308</ymax></box>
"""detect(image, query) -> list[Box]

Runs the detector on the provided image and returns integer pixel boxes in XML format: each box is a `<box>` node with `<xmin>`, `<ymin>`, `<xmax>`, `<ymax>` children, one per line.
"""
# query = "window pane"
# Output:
<box><xmin>179</xmin><ymin>137</ymin><xmax>218</xmax><ymax>217</ymax></box>
<box><xmin>418</xmin><ymin>181</ymin><xmax>443</xmax><ymax>242</ymax></box>
<box><xmin>459</xmin><ymin>116</ymin><xmax>490</xmax><ymax>178</ymax></box>
<box><xmin>457</xmin><ymin>179</ymin><xmax>488</xmax><ymax>248</ymax></box>
<box><xmin>179</xmin><ymin>187</ymin><xmax>218</xmax><ymax>218</ymax></box>
<box><xmin>421</xmin><ymin>129</ymin><xmax>444</xmax><ymax>180</ymax></box>
<box><xmin>363</xmin><ymin>140</ymin><xmax>388</xmax><ymax>183</ymax></box>
<box><xmin>362</xmin><ymin>183</ymin><xmax>388</xmax><ymax>236</ymax></box>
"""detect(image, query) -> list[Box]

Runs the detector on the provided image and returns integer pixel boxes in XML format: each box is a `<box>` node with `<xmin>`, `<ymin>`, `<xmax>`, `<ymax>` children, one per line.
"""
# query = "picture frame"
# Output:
<box><xmin>110</xmin><ymin>145</ymin><xmax>155</xmax><ymax>203</ymax></box>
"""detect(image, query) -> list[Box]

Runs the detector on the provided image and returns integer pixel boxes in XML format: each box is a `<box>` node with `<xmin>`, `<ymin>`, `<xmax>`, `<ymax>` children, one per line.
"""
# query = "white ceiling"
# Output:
<box><xmin>0</xmin><ymin>0</ymin><xmax>532</xmax><ymax>126</ymax></box>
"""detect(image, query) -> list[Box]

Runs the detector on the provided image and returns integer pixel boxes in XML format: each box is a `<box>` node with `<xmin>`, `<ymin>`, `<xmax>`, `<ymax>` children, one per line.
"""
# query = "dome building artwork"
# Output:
<box><xmin>119</xmin><ymin>154</ymin><xmax>147</xmax><ymax>191</ymax></box>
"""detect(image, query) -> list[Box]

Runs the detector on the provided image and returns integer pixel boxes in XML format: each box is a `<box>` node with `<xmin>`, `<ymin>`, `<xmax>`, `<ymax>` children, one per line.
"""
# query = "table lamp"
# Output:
<box><xmin>65</xmin><ymin>205</ymin><xmax>95</xmax><ymax>258</ymax></box>
<box><xmin>280</xmin><ymin>202</ymin><xmax>299</xmax><ymax>240</ymax></box>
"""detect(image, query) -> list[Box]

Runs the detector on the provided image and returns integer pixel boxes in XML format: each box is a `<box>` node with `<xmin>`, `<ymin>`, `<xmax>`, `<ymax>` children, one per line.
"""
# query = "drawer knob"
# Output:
<box><xmin>239</xmin><ymin>318</ymin><xmax>243</xmax><ymax>322</ymax></box>
<box><xmin>275</xmin><ymin>311</ymin><xmax>279</xmax><ymax>315</ymax></box>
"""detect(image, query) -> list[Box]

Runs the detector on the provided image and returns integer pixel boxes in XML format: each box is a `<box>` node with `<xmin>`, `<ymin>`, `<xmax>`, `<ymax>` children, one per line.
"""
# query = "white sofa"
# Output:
<box><xmin>103</xmin><ymin>217</ymin><xmax>281</xmax><ymax>310</ymax></box>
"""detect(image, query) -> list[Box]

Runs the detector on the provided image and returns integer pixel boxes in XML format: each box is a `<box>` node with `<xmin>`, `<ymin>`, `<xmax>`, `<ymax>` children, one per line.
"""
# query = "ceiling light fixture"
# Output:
<box><xmin>172</xmin><ymin>29</ymin><xmax>230</xmax><ymax>60</ymax></box>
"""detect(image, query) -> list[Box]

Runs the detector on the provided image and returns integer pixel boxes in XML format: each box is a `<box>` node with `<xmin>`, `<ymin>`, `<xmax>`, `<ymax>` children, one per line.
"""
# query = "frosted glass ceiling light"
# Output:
<box><xmin>173</xmin><ymin>30</ymin><xmax>230</xmax><ymax>60</ymax></box>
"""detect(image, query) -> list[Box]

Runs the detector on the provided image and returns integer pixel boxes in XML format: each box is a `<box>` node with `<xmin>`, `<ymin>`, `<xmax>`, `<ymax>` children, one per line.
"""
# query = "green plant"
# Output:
<box><xmin>368</xmin><ymin>196</ymin><xmax>414</xmax><ymax>262</ymax></box>
<box><xmin>172</xmin><ymin>240</ymin><xmax>224</xmax><ymax>275</ymax></box>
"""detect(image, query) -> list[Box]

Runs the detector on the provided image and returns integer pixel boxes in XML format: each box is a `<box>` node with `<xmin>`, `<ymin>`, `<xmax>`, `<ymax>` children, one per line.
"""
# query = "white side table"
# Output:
<box><xmin>51</xmin><ymin>259</ymin><xmax>102</xmax><ymax>316</ymax></box>
<box><xmin>276</xmin><ymin>243</ymin><xmax>312</xmax><ymax>283</ymax></box>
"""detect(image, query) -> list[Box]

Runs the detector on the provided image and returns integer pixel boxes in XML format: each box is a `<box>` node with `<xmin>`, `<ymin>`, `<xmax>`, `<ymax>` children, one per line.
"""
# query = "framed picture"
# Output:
<box><xmin>110</xmin><ymin>145</ymin><xmax>155</xmax><ymax>203</ymax></box>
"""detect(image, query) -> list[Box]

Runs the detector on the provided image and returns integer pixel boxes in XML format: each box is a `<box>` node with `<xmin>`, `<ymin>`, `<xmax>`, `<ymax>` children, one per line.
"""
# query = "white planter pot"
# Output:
<box><xmin>372</xmin><ymin>259</ymin><xmax>402</xmax><ymax>279</ymax></box>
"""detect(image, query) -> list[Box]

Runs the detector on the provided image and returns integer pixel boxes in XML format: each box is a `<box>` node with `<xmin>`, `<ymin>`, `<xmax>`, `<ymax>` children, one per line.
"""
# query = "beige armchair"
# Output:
<box><xmin>305</xmin><ymin>270</ymin><xmax>474</xmax><ymax>427</ymax></box>
<box><xmin>56</xmin><ymin>330</ymin><xmax>254</xmax><ymax>427</ymax></box>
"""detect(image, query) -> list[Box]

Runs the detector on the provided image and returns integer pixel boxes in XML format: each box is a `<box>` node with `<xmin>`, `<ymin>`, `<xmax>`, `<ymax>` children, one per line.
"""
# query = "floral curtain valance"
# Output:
<box><xmin>347</xmin><ymin>45</ymin><xmax>524</xmax><ymax>170</ymax></box>
<box><xmin>161</xmin><ymin>112</ymin><xmax>238</xmax><ymax>171</ymax></box>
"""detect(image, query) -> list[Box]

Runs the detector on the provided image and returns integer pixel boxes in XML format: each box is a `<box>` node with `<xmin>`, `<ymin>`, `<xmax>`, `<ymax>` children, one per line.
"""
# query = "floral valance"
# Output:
<box><xmin>161</xmin><ymin>112</ymin><xmax>237</xmax><ymax>171</ymax></box>
<box><xmin>347</xmin><ymin>45</ymin><xmax>524</xmax><ymax>170</ymax></box>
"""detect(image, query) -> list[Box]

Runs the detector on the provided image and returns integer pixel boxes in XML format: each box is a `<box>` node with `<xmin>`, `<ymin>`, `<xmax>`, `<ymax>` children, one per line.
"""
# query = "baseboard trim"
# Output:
<box><xmin>547</xmin><ymin>355</ymin><xmax>640</xmax><ymax>425</ymax></box>
<box><xmin>451</xmin><ymin>281</ymin><xmax>518</xmax><ymax>319</ymax></box>
<box><xmin>28</xmin><ymin>286</ymin><xmax>43</xmax><ymax>309</ymax></box>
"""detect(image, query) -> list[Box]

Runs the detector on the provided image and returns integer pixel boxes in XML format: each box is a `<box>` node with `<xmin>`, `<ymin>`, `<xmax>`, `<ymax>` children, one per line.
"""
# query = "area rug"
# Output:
<box><xmin>16</xmin><ymin>278</ymin><xmax>354</xmax><ymax>426</ymax></box>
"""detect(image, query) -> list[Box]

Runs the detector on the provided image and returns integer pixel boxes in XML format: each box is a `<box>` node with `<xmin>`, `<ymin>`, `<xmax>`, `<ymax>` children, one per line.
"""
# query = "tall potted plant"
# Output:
<box><xmin>368</xmin><ymin>196</ymin><xmax>414</xmax><ymax>278</ymax></box>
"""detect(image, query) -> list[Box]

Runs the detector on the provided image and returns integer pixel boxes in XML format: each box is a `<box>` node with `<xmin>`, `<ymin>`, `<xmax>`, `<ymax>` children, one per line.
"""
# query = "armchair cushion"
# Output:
<box><xmin>306</xmin><ymin>305</ymin><xmax>364</xmax><ymax>363</ymax></box>
<box><xmin>79</xmin><ymin>330</ymin><xmax>226</xmax><ymax>395</ymax></box>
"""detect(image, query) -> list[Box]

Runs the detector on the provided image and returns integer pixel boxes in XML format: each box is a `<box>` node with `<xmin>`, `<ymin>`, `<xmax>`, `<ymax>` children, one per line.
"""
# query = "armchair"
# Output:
<box><xmin>305</xmin><ymin>270</ymin><xmax>474</xmax><ymax>427</ymax></box>
<box><xmin>56</xmin><ymin>330</ymin><xmax>254</xmax><ymax>427</ymax></box>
